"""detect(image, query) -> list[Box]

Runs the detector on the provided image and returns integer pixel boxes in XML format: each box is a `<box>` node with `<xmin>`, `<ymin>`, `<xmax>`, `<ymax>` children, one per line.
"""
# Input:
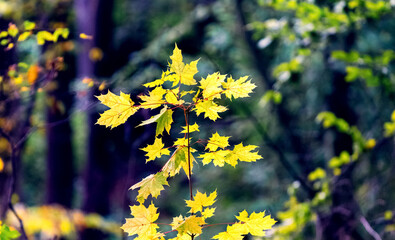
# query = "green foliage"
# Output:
<box><xmin>331</xmin><ymin>50</ymin><xmax>395</xmax><ymax>87</ymax></box>
<box><xmin>384</xmin><ymin>110</ymin><xmax>395</xmax><ymax>137</ymax></box>
<box><xmin>0</xmin><ymin>222</ymin><xmax>20</xmax><ymax>240</ymax></box>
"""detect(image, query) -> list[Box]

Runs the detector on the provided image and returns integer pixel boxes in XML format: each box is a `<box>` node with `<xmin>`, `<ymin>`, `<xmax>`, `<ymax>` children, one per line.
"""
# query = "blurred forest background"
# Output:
<box><xmin>1</xmin><ymin>0</ymin><xmax>395</xmax><ymax>239</ymax></box>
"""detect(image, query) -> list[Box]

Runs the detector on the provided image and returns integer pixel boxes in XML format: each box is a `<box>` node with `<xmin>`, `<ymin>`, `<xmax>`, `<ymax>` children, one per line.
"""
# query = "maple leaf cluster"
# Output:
<box><xmin>97</xmin><ymin>45</ymin><xmax>276</xmax><ymax>239</ymax></box>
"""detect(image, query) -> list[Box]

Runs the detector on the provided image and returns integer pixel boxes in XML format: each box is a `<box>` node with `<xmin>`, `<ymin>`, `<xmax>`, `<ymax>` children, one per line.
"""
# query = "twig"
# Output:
<box><xmin>185</xmin><ymin>107</ymin><xmax>194</xmax><ymax>240</ymax></box>
<box><xmin>0</xmin><ymin>128</ymin><xmax>28</xmax><ymax>240</ymax></box>
<box><xmin>360</xmin><ymin>216</ymin><xmax>382</xmax><ymax>240</ymax></box>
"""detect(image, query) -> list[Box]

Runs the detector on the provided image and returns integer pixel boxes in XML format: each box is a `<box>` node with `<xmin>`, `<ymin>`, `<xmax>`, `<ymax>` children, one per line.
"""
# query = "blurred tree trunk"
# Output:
<box><xmin>75</xmin><ymin>0</ymin><xmax>114</xmax><ymax>238</ymax></box>
<box><xmin>317</xmin><ymin>31</ymin><xmax>360</xmax><ymax>240</ymax></box>
<box><xmin>45</xmin><ymin>1</ymin><xmax>75</xmax><ymax>208</ymax></box>
<box><xmin>45</xmin><ymin>53</ymin><xmax>75</xmax><ymax>207</ymax></box>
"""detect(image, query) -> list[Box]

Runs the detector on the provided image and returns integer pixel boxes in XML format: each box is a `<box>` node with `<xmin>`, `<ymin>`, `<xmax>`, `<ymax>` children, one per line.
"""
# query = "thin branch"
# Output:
<box><xmin>234</xmin><ymin>0</ymin><xmax>316</xmax><ymax>198</ymax></box>
<box><xmin>239</xmin><ymin>105</ymin><xmax>317</xmax><ymax>198</ymax></box>
<box><xmin>0</xmin><ymin>128</ymin><xmax>28</xmax><ymax>240</ymax></box>
<box><xmin>185</xmin><ymin>107</ymin><xmax>194</xmax><ymax>240</ymax></box>
<box><xmin>360</xmin><ymin>216</ymin><xmax>382</xmax><ymax>240</ymax></box>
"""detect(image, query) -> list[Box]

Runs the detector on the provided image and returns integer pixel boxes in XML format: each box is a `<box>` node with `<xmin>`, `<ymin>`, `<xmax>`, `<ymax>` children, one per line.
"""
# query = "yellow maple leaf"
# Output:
<box><xmin>173</xmin><ymin>138</ymin><xmax>190</xmax><ymax>146</ymax></box>
<box><xmin>121</xmin><ymin>203</ymin><xmax>160</xmax><ymax>238</ymax></box>
<box><xmin>170</xmin><ymin>45</ymin><xmax>185</xmax><ymax>76</ymax></box>
<box><xmin>199</xmin><ymin>150</ymin><xmax>229</xmax><ymax>167</ymax></box>
<box><xmin>171</xmin><ymin>215</ymin><xmax>205</xmax><ymax>236</ymax></box>
<box><xmin>180</xmin><ymin>123</ymin><xmax>200</xmax><ymax>134</ymax></box>
<box><xmin>130</xmin><ymin>172</ymin><xmax>169</xmax><ymax>204</ymax></box>
<box><xmin>169</xmin><ymin>44</ymin><xmax>199</xmax><ymax>86</ymax></box>
<box><xmin>165</xmin><ymin>88</ymin><xmax>184</xmax><ymax>105</ymax></box>
<box><xmin>202</xmin><ymin>207</ymin><xmax>216</xmax><ymax>219</ymax></box>
<box><xmin>140</xmin><ymin>138</ymin><xmax>170</xmax><ymax>162</ymax></box>
<box><xmin>139</xmin><ymin>87</ymin><xmax>166</xmax><ymax>109</ymax></box>
<box><xmin>222</xmin><ymin>76</ymin><xmax>256</xmax><ymax>100</ymax></box>
<box><xmin>235</xmin><ymin>210</ymin><xmax>276</xmax><ymax>236</ymax></box>
<box><xmin>96</xmin><ymin>91</ymin><xmax>139</xmax><ymax>129</ymax></box>
<box><xmin>194</xmin><ymin>100</ymin><xmax>227</xmax><ymax>121</ymax></box>
<box><xmin>212</xmin><ymin>224</ymin><xmax>245</xmax><ymax>240</ymax></box>
<box><xmin>206</xmin><ymin>132</ymin><xmax>230</xmax><ymax>151</ymax></box>
<box><xmin>199</xmin><ymin>72</ymin><xmax>226</xmax><ymax>100</ymax></box>
<box><xmin>226</xmin><ymin>143</ymin><xmax>263</xmax><ymax>167</ymax></box>
<box><xmin>185</xmin><ymin>190</ymin><xmax>217</xmax><ymax>213</ymax></box>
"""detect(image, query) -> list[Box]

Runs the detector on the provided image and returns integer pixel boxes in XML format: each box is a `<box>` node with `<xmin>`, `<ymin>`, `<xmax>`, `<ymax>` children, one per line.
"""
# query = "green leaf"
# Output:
<box><xmin>17</xmin><ymin>31</ymin><xmax>31</xmax><ymax>42</ymax></box>
<box><xmin>136</xmin><ymin>106</ymin><xmax>173</xmax><ymax>136</ymax></box>
<box><xmin>0</xmin><ymin>223</ymin><xmax>21</xmax><ymax>240</ymax></box>
<box><xmin>156</xmin><ymin>108</ymin><xmax>173</xmax><ymax>136</ymax></box>
<box><xmin>23</xmin><ymin>20</ymin><xmax>36</xmax><ymax>30</ymax></box>
<box><xmin>130</xmin><ymin>172</ymin><xmax>169</xmax><ymax>204</ymax></box>
<box><xmin>308</xmin><ymin>168</ymin><xmax>326</xmax><ymax>181</ymax></box>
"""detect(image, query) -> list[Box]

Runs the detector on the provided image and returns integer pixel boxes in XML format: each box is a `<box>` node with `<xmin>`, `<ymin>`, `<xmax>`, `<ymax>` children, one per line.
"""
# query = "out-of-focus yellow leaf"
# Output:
<box><xmin>17</xmin><ymin>31</ymin><xmax>31</xmax><ymax>42</ymax></box>
<box><xmin>27</xmin><ymin>64</ymin><xmax>40</xmax><ymax>85</ymax></box>
<box><xmin>0</xmin><ymin>157</ymin><xmax>4</xmax><ymax>172</ymax></box>
<box><xmin>80</xmin><ymin>33</ymin><xmax>93</xmax><ymax>39</ymax></box>
<box><xmin>8</xmin><ymin>23</ymin><xmax>18</xmax><ymax>37</ymax></box>
<box><xmin>89</xmin><ymin>47</ymin><xmax>103</xmax><ymax>61</ymax></box>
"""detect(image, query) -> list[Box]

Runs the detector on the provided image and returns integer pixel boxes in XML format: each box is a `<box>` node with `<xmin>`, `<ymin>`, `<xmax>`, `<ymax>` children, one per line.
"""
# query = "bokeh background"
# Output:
<box><xmin>1</xmin><ymin>0</ymin><xmax>395</xmax><ymax>239</ymax></box>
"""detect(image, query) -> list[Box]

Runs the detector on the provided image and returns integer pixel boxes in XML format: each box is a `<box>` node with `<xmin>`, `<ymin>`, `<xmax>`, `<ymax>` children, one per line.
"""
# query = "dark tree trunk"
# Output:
<box><xmin>75</xmin><ymin>0</ymin><xmax>114</xmax><ymax>239</ymax></box>
<box><xmin>45</xmin><ymin>1</ymin><xmax>75</xmax><ymax>208</ymax></box>
<box><xmin>318</xmin><ymin>31</ymin><xmax>360</xmax><ymax>240</ymax></box>
<box><xmin>45</xmin><ymin>52</ymin><xmax>75</xmax><ymax>207</ymax></box>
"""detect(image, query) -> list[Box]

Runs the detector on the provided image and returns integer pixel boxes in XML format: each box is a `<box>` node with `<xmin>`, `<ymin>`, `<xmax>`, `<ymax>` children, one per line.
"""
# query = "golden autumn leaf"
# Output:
<box><xmin>199</xmin><ymin>72</ymin><xmax>226</xmax><ymax>100</ymax></box>
<box><xmin>121</xmin><ymin>203</ymin><xmax>160</xmax><ymax>238</ymax></box>
<box><xmin>139</xmin><ymin>87</ymin><xmax>166</xmax><ymax>109</ymax></box>
<box><xmin>180</xmin><ymin>123</ymin><xmax>200</xmax><ymax>134</ymax></box>
<box><xmin>96</xmin><ymin>91</ymin><xmax>139</xmax><ymax>128</ymax></box>
<box><xmin>222</xmin><ymin>76</ymin><xmax>256</xmax><ymax>100</ymax></box>
<box><xmin>185</xmin><ymin>190</ymin><xmax>217</xmax><ymax>213</ymax></box>
<box><xmin>194</xmin><ymin>100</ymin><xmax>227</xmax><ymax>121</ymax></box>
<box><xmin>140</xmin><ymin>137</ymin><xmax>170</xmax><ymax>162</ymax></box>
<box><xmin>212</xmin><ymin>224</ymin><xmax>245</xmax><ymax>240</ymax></box>
<box><xmin>226</xmin><ymin>143</ymin><xmax>263</xmax><ymax>167</ymax></box>
<box><xmin>171</xmin><ymin>215</ymin><xmax>205</xmax><ymax>236</ymax></box>
<box><xmin>169</xmin><ymin>44</ymin><xmax>199</xmax><ymax>86</ymax></box>
<box><xmin>206</xmin><ymin>132</ymin><xmax>230</xmax><ymax>151</ymax></box>
<box><xmin>199</xmin><ymin>150</ymin><xmax>229</xmax><ymax>167</ymax></box>
<box><xmin>235</xmin><ymin>210</ymin><xmax>276</xmax><ymax>236</ymax></box>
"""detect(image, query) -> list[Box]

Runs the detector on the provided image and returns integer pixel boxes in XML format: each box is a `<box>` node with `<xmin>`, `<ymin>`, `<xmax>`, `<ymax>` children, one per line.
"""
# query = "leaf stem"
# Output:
<box><xmin>186</xmin><ymin>108</ymin><xmax>193</xmax><ymax>201</ymax></box>
<box><xmin>185</xmin><ymin>107</ymin><xmax>195</xmax><ymax>240</ymax></box>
